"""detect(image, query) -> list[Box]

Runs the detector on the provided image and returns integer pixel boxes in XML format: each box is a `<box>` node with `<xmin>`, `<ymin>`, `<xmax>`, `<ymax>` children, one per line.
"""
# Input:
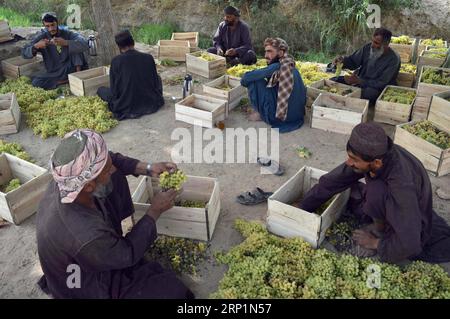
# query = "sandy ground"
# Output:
<box><xmin>0</xmin><ymin>63</ymin><xmax>449</xmax><ymax>299</ymax></box>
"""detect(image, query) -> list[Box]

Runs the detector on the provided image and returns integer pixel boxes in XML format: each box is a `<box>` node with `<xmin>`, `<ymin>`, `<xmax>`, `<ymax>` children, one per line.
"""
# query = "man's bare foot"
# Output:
<box><xmin>248</xmin><ymin>111</ymin><xmax>262</xmax><ymax>121</ymax></box>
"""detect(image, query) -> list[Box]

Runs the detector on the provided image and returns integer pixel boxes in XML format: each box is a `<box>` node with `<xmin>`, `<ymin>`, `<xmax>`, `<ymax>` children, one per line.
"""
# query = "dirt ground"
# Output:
<box><xmin>0</xmin><ymin>63</ymin><xmax>449</xmax><ymax>299</ymax></box>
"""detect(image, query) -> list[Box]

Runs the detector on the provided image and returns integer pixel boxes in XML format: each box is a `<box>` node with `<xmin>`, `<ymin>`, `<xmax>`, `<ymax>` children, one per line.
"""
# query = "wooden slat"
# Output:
<box><xmin>428</xmin><ymin>92</ymin><xmax>450</xmax><ymax>133</ymax></box>
<box><xmin>0</xmin><ymin>154</ymin><xmax>13</xmax><ymax>186</ymax></box>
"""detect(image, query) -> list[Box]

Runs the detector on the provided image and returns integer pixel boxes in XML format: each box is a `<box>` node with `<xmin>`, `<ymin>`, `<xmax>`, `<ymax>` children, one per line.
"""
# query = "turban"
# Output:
<box><xmin>224</xmin><ymin>6</ymin><xmax>240</xmax><ymax>17</ymax></box>
<box><xmin>348</xmin><ymin>123</ymin><xmax>389</xmax><ymax>159</ymax></box>
<box><xmin>264</xmin><ymin>37</ymin><xmax>289</xmax><ymax>53</ymax></box>
<box><xmin>50</xmin><ymin>129</ymin><xmax>108</xmax><ymax>203</ymax></box>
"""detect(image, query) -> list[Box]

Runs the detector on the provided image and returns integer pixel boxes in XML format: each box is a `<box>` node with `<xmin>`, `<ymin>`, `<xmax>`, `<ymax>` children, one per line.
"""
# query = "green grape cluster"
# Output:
<box><xmin>321</xmin><ymin>84</ymin><xmax>353</xmax><ymax>96</ymax></box>
<box><xmin>227</xmin><ymin>59</ymin><xmax>266</xmax><ymax>78</ymax></box>
<box><xmin>0</xmin><ymin>140</ymin><xmax>32</xmax><ymax>162</ymax></box>
<box><xmin>211</xmin><ymin>219</ymin><xmax>450</xmax><ymax>299</ymax></box>
<box><xmin>296</xmin><ymin>146</ymin><xmax>312</xmax><ymax>159</ymax></box>
<box><xmin>159</xmin><ymin>59</ymin><xmax>178</xmax><ymax>67</ymax></box>
<box><xmin>198</xmin><ymin>52</ymin><xmax>216</xmax><ymax>62</ymax></box>
<box><xmin>176</xmin><ymin>200</ymin><xmax>206</xmax><ymax>208</ymax></box>
<box><xmin>403</xmin><ymin>120</ymin><xmax>450</xmax><ymax>149</ymax></box>
<box><xmin>391</xmin><ymin>35</ymin><xmax>413</xmax><ymax>45</ymax></box>
<box><xmin>146</xmin><ymin>235</ymin><xmax>207</xmax><ymax>275</ymax></box>
<box><xmin>1</xmin><ymin>178</ymin><xmax>21</xmax><ymax>193</ymax></box>
<box><xmin>423</xmin><ymin>51</ymin><xmax>447</xmax><ymax>59</ymax></box>
<box><xmin>399</xmin><ymin>63</ymin><xmax>417</xmax><ymax>74</ymax></box>
<box><xmin>159</xmin><ymin>170</ymin><xmax>187</xmax><ymax>191</ymax></box>
<box><xmin>420</xmin><ymin>68</ymin><xmax>450</xmax><ymax>86</ymax></box>
<box><xmin>0</xmin><ymin>77</ymin><xmax>118</xmax><ymax>139</ymax></box>
<box><xmin>421</xmin><ymin>39</ymin><xmax>447</xmax><ymax>47</ymax></box>
<box><xmin>381</xmin><ymin>87</ymin><xmax>416</xmax><ymax>104</ymax></box>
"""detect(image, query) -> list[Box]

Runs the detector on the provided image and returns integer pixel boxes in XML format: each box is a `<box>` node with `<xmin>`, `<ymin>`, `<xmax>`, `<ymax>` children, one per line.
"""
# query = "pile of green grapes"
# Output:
<box><xmin>380</xmin><ymin>87</ymin><xmax>416</xmax><ymax>104</ymax></box>
<box><xmin>399</xmin><ymin>63</ymin><xmax>416</xmax><ymax>74</ymax></box>
<box><xmin>159</xmin><ymin>59</ymin><xmax>178</xmax><ymax>67</ymax></box>
<box><xmin>421</xmin><ymin>39</ymin><xmax>447</xmax><ymax>47</ymax></box>
<box><xmin>1</xmin><ymin>178</ymin><xmax>21</xmax><ymax>193</ymax></box>
<box><xmin>198</xmin><ymin>52</ymin><xmax>216</xmax><ymax>62</ymax></box>
<box><xmin>423</xmin><ymin>52</ymin><xmax>447</xmax><ymax>59</ymax></box>
<box><xmin>0</xmin><ymin>140</ymin><xmax>32</xmax><ymax>162</ymax></box>
<box><xmin>176</xmin><ymin>200</ymin><xmax>206</xmax><ymax>208</ymax></box>
<box><xmin>391</xmin><ymin>35</ymin><xmax>413</xmax><ymax>45</ymax></box>
<box><xmin>420</xmin><ymin>68</ymin><xmax>450</xmax><ymax>86</ymax></box>
<box><xmin>211</xmin><ymin>219</ymin><xmax>450</xmax><ymax>299</ymax></box>
<box><xmin>159</xmin><ymin>170</ymin><xmax>187</xmax><ymax>191</ymax></box>
<box><xmin>404</xmin><ymin>121</ymin><xmax>450</xmax><ymax>149</ymax></box>
<box><xmin>321</xmin><ymin>84</ymin><xmax>353</xmax><ymax>96</ymax></box>
<box><xmin>146</xmin><ymin>235</ymin><xmax>208</xmax><ymax>275</ymax></box>
<box><xmin>0</xmin><ymin>77</ymin><xmax>118</xmax><ymax>139</ymax></box>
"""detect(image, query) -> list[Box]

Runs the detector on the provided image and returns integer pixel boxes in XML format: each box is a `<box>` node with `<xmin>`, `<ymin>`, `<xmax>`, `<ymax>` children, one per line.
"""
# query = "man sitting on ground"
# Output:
<box><xmin>97</xmin><ymin>30</ymin><xmax>164</xmax><ymax>120</ymax></box>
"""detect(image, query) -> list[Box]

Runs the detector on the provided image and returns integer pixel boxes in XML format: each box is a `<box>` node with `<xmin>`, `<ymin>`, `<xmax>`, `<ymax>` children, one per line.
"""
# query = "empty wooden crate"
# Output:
<box><xmin>0</xmin><ymin>20</ymin><xmax>13</xmax><ymax>43</ymax></box>
<box><xmin>427</xmin><ymin>91</ymin><xmax>450</xmax><ymax>132</ymax></box>
<box><xmin>311</xmin><ymin>93</ymin><xmax>369</xmax><ymax>135</ymax></box>
<box><xmin>394</xmin><ymin>120</ymin><xmax>450</xmax><ymax>177</ymax></box>
<box><xmin>132</xmin><ymin>175</ymin><xmax>220</xmax><ymax>241</ymax></box>
<box><xmin>68</xmin><ymin>66</ymin><xmax>110</xmax><ymax>96</ymax></box>
<box><xmin>374</xmin><ymin>86</ymin><xmax>416</xmax><ymax>125</ymax></box>
<box><xmin>0</xmin><ymin>93</ymin><xmax>20</xmax><ymax>135</ymax></box>
<box><xmin>175</xmin><ymin>94</ymin><xmax>227</xmax><ymax>128</ymax></box>
<box><xmin>171</xmin><ymin>32</ymin><xmax>199</xmax><ymax>51</ymax></box>
<box><xmin>307</xmin><ymin>79</ymin><xmax>361</xmax><ymax>105</ymax></box>
<box><xmin>1</xmin><ymin>55</ymin><xmax>44</xmax><ymax>79</ymax></box>
<box><xmin>186</xmin><ymin>51</ymin><xmax>226</xmax><ymax>79</ymax></box>
<box><xmin>390</xmin><ymin>37</ymin><xmax>416</xmax><ymax>63</ymax></box>
<box><xmin>0</xmin><ymin>153</ymin><xmax>52</xmax><ymax>224</ymax></box>
<box><xmin>266</xmin><ymin>166</ymin><xmax>350</xmax><ymax>248</ymax></box>
<box><xmin>203</xmin><ymin>75</ymin><xmax>247</xmax><ymax>112</ymax></box>
<box><xmin>157</xmin><ymin>40</ymin><xmax>191</xmax><ymax>62</ymax></box>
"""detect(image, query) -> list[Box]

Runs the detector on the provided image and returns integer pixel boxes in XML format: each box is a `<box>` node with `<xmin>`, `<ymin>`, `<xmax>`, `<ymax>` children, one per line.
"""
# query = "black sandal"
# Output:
<box><xmin>257</xmin><ymin>157</ymin><xmax>285</xmax><ymax>176</ymax></box>
<box><xmin>236</xmin><ymin>188</ymin><xmax>273</xmax><ymax>205</ymax></box>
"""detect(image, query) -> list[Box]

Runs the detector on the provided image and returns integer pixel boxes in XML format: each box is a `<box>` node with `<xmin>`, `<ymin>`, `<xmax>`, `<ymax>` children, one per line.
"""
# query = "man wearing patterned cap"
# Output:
<box><xmin>241</xmin><ymin>37</ymin><xmax>306</xmax><ymax>133</ymax></box>
<box><xmin>300</xmin><ymin>123</ymin><xmax>450</xmax><ymax>264</ymax></box>
<box><xmin>36</xmin><ymin>129</ymin><xmax>194</xmax><ymax>299</ymax></box>
<box><xmin>207</xmin><ymin>6</ymin><xmax>257</xmax><ymax>66</ymax></box>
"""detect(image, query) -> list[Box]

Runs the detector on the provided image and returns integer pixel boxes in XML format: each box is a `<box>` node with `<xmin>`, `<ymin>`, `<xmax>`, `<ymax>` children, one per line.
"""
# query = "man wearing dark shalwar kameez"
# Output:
<box><xmin>22</xmin><ymin>12</ymin><xmax>89</xmax><ymax>90</ymax></box>
<box><xmin>97</xmin><ymin>30</ymin><xmax>164</xmax><ymax>120</ymax></box>
<box><xmin>331</xmin><ymin>27</ymin><xmax>400</xmax><ymax>105</ymax></box>
<box><xmin>207</xmin><ymin>6</ymin><xmax>257</xmax><ymax>66</ymax></box>
<box><xmin>241</xmin><ymin>38</ymin><xmax>306</xmax><ymax>133</ymax></box>
<box><xmin>36</xmin><ymin>129</ymin><xmax>194</xmax><ymax>299</ymax></box>
<box><xmin>300</xmin><ymin>123</ymin><xmax>450</xmax><ymax>264</ymax></box>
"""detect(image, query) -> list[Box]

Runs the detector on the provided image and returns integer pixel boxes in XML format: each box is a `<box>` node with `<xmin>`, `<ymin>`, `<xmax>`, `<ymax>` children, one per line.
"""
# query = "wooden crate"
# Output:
<box><xmin>390</xmin><ymin>37</ymin><xmax>416</xmax><ymax>63</ymax></box>
<box><xmin>203</xmin><ymin>75</ymin><xmax>247</xmax><ymax>112</ymax></box>
<box><xmin>418</xmin><ymin>39</ymin><xmax>448</xmax><ymax>58</ymax></box>
<box><xmin>1</xmin><ymin>55</ymin><xmax>44</xmax><ymax>79</ymax></box>
<box><xmin>157</xmin><ymin>40</ymin><xmax>191</xmax><ymax>62</ymax></box>
<box><xmin>0</xmin><ymin>20</ymin><xmax>13</xmax><ymax>43</ymax></box>
<box><xmin>266</xmin><ymin>166</ymin><xmax>350</xmax><ymax>248</ymax></box>
<box><xmin>412</xmin><ymin>66</ymin><xmax>450</xmax><ymax>120</ymax></box>
<box><xmin>310</xmin><ymin>93</ymin><xmax>369</xmax><ymax>135</ymax></box>
<box><xmin>175</xmin><ymin>94</ymin><xmax>227</xmax><ymax>128</ymax></box>
<box><xmin>397</xmin><ymin>71</ymin><xmax>415</xmax><ymax>88</ymax></box>
<box><xmin>132</xmin><ymin>175</ymin><xmax>220</xmax><ymax>241</ymax></box>
<box><xmin>427</xmin><ymin>91</ymin><xmax>450</xmax><ymax>132</ymax></box>
<box><xmin>0</xmin><ymin>93</ymin><xmax>20</xmax><ymax>135</ymax></box>
<box><xmin>0</xmin><ymin>153</ymin><xmax>52</xmax><ymax>225</ymax></box>
<box><xmin>68</xmin><ymin>66</ymin><xmax>110</xmax><ymax>97</ymax></box>
<box><xmin>186</xmin><ymin>51</ymin><xmax>226</xmax><ymax>79</ymax></box>
<box><xmin>171</xmin><ymin>32</ymin><xmax>199</xmax><ymax>51</ymax></box>
<box><xmin>394</xmin><ymin>121</ymin><xmax>450</xmax><ymax>177</ymax></box>
<box><xmin>417</xmin><ymin>50</ymin><xmax>446</xmax><ymax>71</ymax></box>
<box><xmin>374</xmin><ymin>85</ymin><xmax>416</xmax><ymax>125</ymax></box>
<box><xmin>307</xmin><ymin>79</ymin><xmax>361</xmax><ymax>105</ymax></box>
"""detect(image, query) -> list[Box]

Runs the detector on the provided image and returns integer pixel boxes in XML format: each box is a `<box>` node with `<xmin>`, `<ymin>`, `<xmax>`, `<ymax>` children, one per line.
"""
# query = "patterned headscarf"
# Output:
<box><xmin>50</xmin><ymin>129</ymin><xmax>108</xmax><ymax>203</ymax></box>
<box><xmin>265</xmin><ymin>38</ymin><xmax>295</xmax><ymax>121</ymax></box>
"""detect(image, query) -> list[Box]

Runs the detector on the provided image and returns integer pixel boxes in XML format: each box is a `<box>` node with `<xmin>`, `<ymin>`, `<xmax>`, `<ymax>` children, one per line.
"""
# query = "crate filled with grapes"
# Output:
<box><xmin>418</xmin><ymin>38</ymin><xmax>448</xmax><ymax>57</ymax></box>
<box><xmin>394</xmin><ymin>120</ymin><xmax>450</xmax><ymax>176</ymax></box>
<box><xmin>132</xmin><ymin>174</ymin><xmax>220</xmax><ymax>241</ymax></box>
<box><xmin>266</xmin><ymin>166</ymin><xmax>350</xmax><ymax>248</ymax></box>
<box><xmin>203</xmin><ymin>75</ymin><xmax>247</xmax><ymax>113</ymax></box>
<box><xmin>397</xmin><ymin>63</ymin><xmax>416</xmax><ymax>88</ymax></box>
<box><xmin>417</xmin><ymin>47</ymin><xmax>448</xmax><ymax>70</ymax></box>
<box><xmin>428</xmin><ymin>90</ymin><xmax>450</xmax><ymax>132</ymax></box>
<box><xmin>307</xmin><ymin>79</ymin><xmax>361</xmax><ymax>103</ymax></box>
<box><xmin>157</xmin><ymin>40</ymin><xmax>191</xmax><ymax>62</ymax></box>
<box><xmin>0</xmin><ymin>93</ymin><xmax>20</xmax><ymax>135</ymax></box>
<box><xmin>390</xmin><ymin>35</ymin><xmax>416</xmax><ymax>63</ymax></box>
<box><xmin>186</xmin><ymin>51</ymin><xmax>226</xmax><ymax>79</ymax></box>
<box><xmin>310</xmin><ymin>93</ymin><xmax>369</xmax><ymax>135</ymax></box>
<box><xmin>374</xmin><ymin>86</ymin><xmax>416</xmax><ymax>125</ymax></box>
<box><xmin>0</xmin><ymin>153</ymin><xmax>52</xmax><ymax>224</ymax></box>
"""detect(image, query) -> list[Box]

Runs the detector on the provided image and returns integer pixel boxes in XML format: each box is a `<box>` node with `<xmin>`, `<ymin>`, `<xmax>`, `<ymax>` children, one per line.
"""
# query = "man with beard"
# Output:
<box><xmin>22</xmin><ymin>12</ymin><xmax>89</xmax><ymax>90</ymax></box>
<box><xmin>299</xmin><ymin>123</ymin><xmax>450</xmax><ymax>264</ymax></box>
<box><xmin>207</xmin><ymin>6</ymin><xmax>257</xmax><ymax>66</ymax></box>
<box><xmin>36</xmin><ymin>129</ymin><xmax>194</xmax><ymax>299</ymax></box>
<box><xmin>331</xmin><ymin>27</ymin><xmax>400</xmax><ymax>105</ymax></box>
<box><xmin>240</xmin><ymin>37</ymin><xmax>306</xmax><ymax>133</ymax></box>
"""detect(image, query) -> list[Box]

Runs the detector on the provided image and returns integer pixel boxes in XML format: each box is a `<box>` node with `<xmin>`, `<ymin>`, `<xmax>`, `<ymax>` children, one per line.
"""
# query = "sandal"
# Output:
<box><xmin>236</xmin><ymin>187</ymin><xmax>273</xmax><ymax>205</ymax></box>
<box><xmin>257</xmin><ymin>157</ymin><xmax>285</xmax><ymax>176</ymax></box>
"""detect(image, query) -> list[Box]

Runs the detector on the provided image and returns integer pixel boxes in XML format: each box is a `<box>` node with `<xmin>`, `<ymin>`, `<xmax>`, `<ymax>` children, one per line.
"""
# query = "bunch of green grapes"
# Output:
<box><xmin>321</xmin><ymin>84</ymin><xmax>353</xmax><ymax>96</ymax></box>
<box><xmin>296</xmin><ymin>61</ymin><xmax>333</xmax><ymax>86</ymax></box>
<box><xmin>176</xmin><ymin>200</ymin><xmax>206</xmax><ymax>208</ymax></box>
<box><xmin>227</xmin><ymin>62</ymin><xmax>263</xmax><ymax>78</ymax></box>
<box><xmin>296</xmin><ymin>146</ymin><xmax>312</xmax><ymax>159</ymax></box>
<box><xmin>198</xmin><ymin>52</ymin><xmax>216</xmax><ymax>62</ymax></box>
<box><xmin>420</xmin><ymin>68</ymin><xmax>450</xmax><ymax>86</ymax></box>
<box><xmin>159</xmin><ymin>170</ymin><xmax>187</xmax><ymax>191</ymax></box>
<box><xmin>159</xmin><ymin>59</ymin><xmax>178</xmax><ymax>67</ymax></box>
<box><xmin>2</xmin><ymin>178</ymin><xmax>21</xmax><ymax>193</ymax></box>
<box><xmin>146</xmin><ymin>235</ymin><xmax>207</xmax><ymax>275</ymax></box>
<box><xmin>381</xmin><ymin>87</ymin><xmax>416</xmax><ymax>104</ymax></box>
<box><xmin>399</xmin><ymin>63</ymin><xmax>417</xmax><ymax>74</ymax></box>
<box><xmin>423</xmin><ymin>51</ymin><xmax>447</xmax><ymax>59</ymax></box>
<box><xmin>391</xmin><ymin>35</ymin><xmax>413</xmax><ymax>45</ymax></box>
<box><xmin>427</xmin><ymin>47</ymin><xmax>448</xmax><ymax>53</ymax></box>
<box><xmin>421</xmin><ymin>38</ymin><xmax>447</xmax><ymax>47</ymax></box>
<box><xmin>403</xmin><ymin>120</ymin><xmax>450</xmax><ymax>149</ymax></box>
<box><xmin>0</xmin><ymin>140</ymin><xmax>32</xmax><ymax>162</ymax></box>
